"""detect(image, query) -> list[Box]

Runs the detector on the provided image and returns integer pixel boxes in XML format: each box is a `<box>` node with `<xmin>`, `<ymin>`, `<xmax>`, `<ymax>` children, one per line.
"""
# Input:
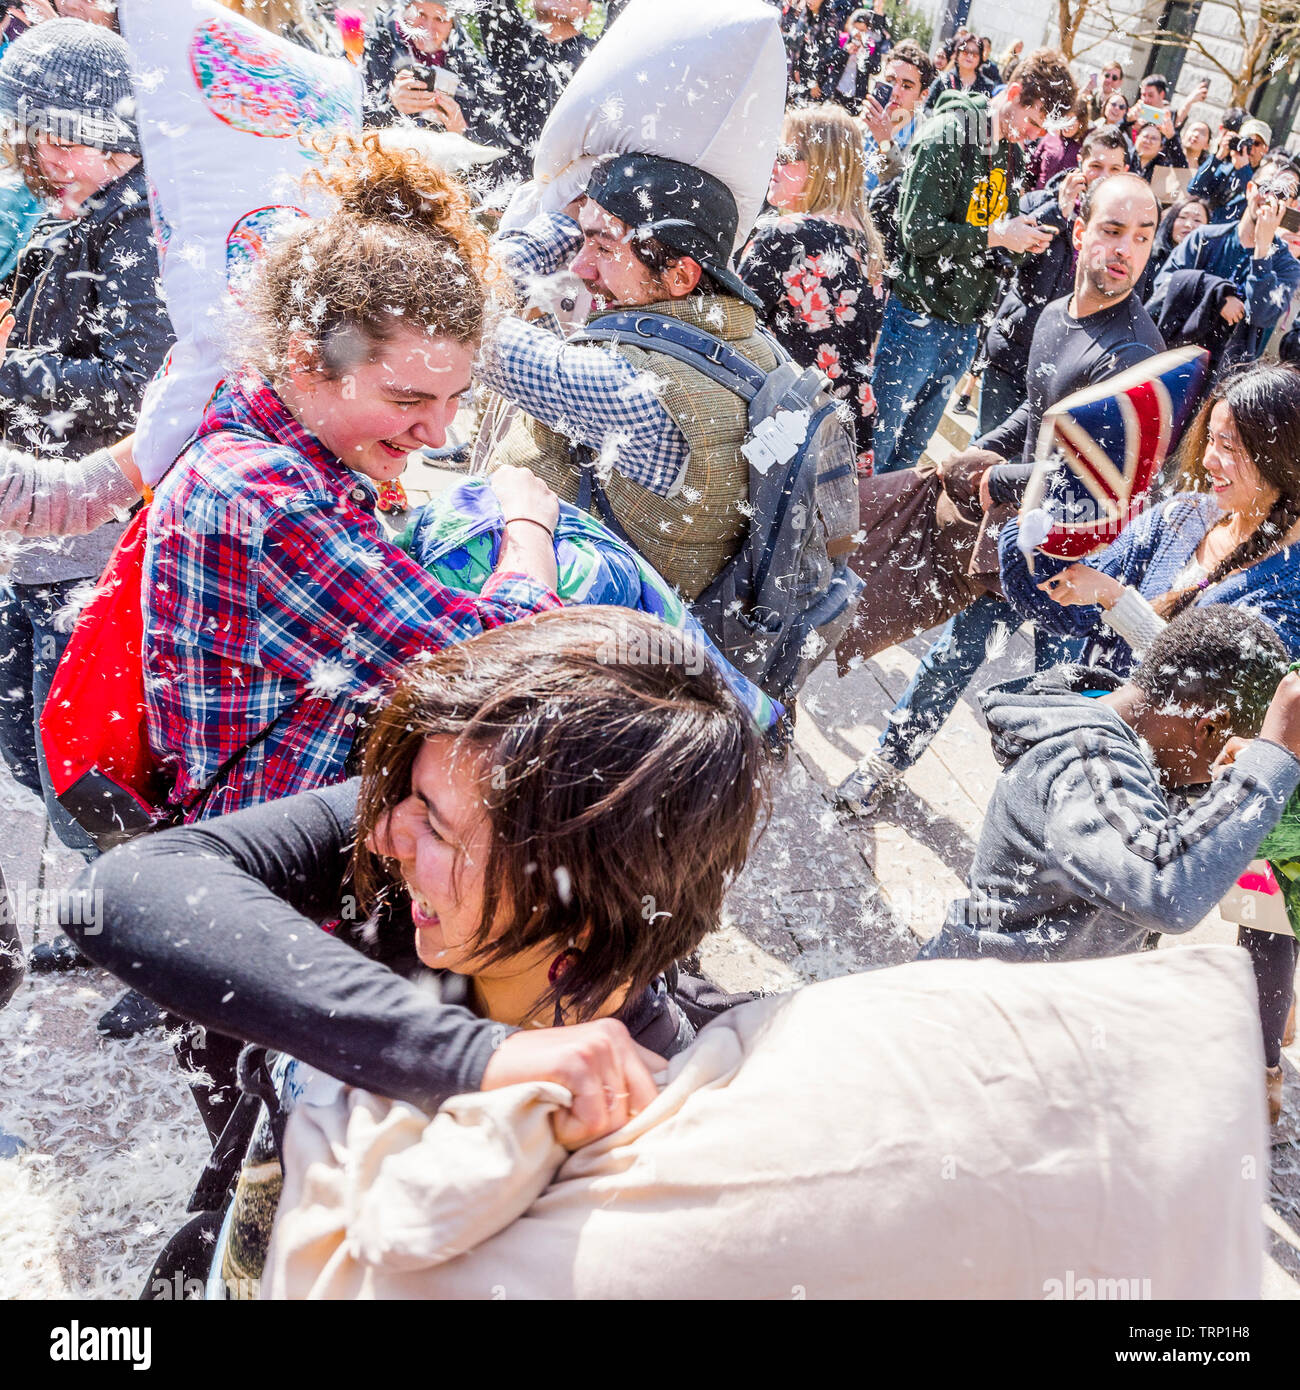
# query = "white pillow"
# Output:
<box><xmin>499</xmin><ymin>0</ymin><xmax>786</xmax><ymax>254</ymax></box>
<box><xmin>119</xmin><ymin>0</ymin><xmax>363</xmax><ymax>485</ymax></box>
<box><xmin>264</xmin><ymin>945</ymin><xmax>1266</xmax><ymax>1299</ymax></box>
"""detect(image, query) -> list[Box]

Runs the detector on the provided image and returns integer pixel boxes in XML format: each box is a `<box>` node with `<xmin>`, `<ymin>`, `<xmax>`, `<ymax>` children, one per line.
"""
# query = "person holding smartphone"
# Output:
<box><xmin>826</xmin><ymin>5</ymin><xmax>886</xmax><ymax>111</ymax></box>
<box><xmin>361</xmin><ymin>1</ymin><xmax>493</xmax><ymax>143</ymax></box>
<box><xmin>1152</xmin><ymin>153</ymin><xmax>1300</xmax><ymax>371</ymax></box>
<box><xmin>1083</xmin><ymin>60</ymin><xmax>1125</xmax><ymax>125</ymax></box>
<box><xmin>860</xmin><ymin>37</ymin><xmax>932</xmax><ymax>190</ymax></box>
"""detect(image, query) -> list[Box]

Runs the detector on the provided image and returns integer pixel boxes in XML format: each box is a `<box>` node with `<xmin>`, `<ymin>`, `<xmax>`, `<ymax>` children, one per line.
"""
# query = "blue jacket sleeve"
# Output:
<box><xmin>998</xmin><ymin>503</ymin><xmax>1152</xmax><ymax>637</ymax></box>
<box><xmin>1187</xmin><ymin>157</ymin><xmax>1229</xmax><ymax>205</ymax></box>
<box><xmin>1244</xmin><ymin>246</ymin><xmax>1300</xmax><ymax>328</ymax></box>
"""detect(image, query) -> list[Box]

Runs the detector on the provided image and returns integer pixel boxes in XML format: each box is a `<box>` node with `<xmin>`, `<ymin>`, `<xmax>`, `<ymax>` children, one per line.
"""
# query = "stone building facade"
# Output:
<box><xmin>914</xmin><ymin>0</ymin><xmax>1300</xmax><ymax>149</ymax></box>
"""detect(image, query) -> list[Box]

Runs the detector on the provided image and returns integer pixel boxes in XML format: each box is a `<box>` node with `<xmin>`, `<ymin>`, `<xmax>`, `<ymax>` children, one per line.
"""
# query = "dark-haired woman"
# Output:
<box><xmin>1130</xmin><ymin>119</ymin><xmax>1187</xmax><ymax>183</ymax></box>
<box><xmin>1146</xmin><ymin>196</ymin><xmax>1210</xmax><ymax>285</ymax></box>
<box><xmin>1094</xmin><ymin>90</ymin><xmax>1129</xmax><ymax>133</ymax></box>
<box><xmin>74</xmin><ymin>606</ymin><xmax>768</xmax><ymax>1278</ymax></box>
<box><xmin>144</xmin><ymin>133</ymin><xmax>562</xmax><ymax>826</ymax></box>
<box><xmin>999</xmin><ymin>359</ymin><xmax>1300</xmax><ymax>1102</ymax></box>
<box><xmin>922</xmin><ymin>33</ymin><xmax>994</xmax><ymax>110</ymax></box>
<box><xmin>999</xmin><ymin>362</ymin><xmax>1300</xmax><ymax>668</ymax></box>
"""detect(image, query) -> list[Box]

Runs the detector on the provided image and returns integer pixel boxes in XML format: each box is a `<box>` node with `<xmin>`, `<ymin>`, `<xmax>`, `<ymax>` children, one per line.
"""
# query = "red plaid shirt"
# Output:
<box><xmin>144</xmin><ymin>373</ymin><xmax>560</xmax><ymax>819</ymax></box>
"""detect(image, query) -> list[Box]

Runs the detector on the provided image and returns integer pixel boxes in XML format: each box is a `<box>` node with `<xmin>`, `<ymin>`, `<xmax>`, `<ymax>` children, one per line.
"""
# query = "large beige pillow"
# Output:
<box><xmin>263</xmin><ymin>946</ymin><xmax>1266</xmax><ymax>1299</ymax></box>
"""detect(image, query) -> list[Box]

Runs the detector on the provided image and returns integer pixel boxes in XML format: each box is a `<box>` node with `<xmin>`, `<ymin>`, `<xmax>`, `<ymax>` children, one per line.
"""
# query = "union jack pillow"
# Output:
<box><xmin>1018</xmin><ymin>346</ymin><xmax>1210</xmax><ymax>561</ymax></box>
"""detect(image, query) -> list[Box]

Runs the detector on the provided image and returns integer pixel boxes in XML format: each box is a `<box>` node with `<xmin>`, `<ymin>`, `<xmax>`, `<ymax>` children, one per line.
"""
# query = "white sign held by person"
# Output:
<box><xmin>500</xmin><ymin>0</ymin><xmax>786</xmax><ymax>253</ymax></box>
<box><xmin>119</xmin><ymin>0</ymin><xmax>364</xmax><ymax>486</ymax></box>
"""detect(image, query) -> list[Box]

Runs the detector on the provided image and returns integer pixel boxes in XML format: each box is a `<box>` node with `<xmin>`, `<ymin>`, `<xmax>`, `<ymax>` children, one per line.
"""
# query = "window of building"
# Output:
<box><xmin>1146</xmin><ymin>0</ymin><xmax>1201</xmax><ymax>92</ymax></box>
<box><xmin>1252</xmin><ymin>52</ymin><xmax>1300</xmax><ymax>139</ymax></box>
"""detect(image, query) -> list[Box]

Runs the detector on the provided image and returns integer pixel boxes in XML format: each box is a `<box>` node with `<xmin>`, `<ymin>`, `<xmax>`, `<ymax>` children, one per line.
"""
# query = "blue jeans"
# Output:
<box><xmin>872</xmin><ymin>296</ymin><xmax>979</xmax><ymax>475</ymax></box>
<box><xmin>876</xmin><ymin>592</ymin><xmax>1083</xmax><ymax>772</ymax></box>
<box><xmin>0</xmin><ymin>579</ymin><xmax>95</xmax><ymax>855</ymax></box>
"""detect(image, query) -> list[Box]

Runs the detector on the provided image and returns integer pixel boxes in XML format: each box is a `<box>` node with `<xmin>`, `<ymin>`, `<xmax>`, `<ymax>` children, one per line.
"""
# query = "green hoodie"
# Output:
<box><xmin>894</xmin><ymin>89</ymin><xmax>1024</xmax><ymax>326</ymax></box>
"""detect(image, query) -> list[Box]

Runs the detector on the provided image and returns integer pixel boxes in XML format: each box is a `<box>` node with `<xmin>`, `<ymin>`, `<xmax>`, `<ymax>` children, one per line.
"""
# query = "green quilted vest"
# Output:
<box><xmin>487</xmin><ymin>294</ymin><xmax>778</xmax><ymax>600</ymax></box>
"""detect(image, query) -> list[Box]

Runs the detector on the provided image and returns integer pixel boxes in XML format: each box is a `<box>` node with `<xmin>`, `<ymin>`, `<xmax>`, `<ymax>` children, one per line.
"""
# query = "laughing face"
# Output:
<box><xmin>284</xmin><ymin>326</ymin><xmax>473</xmax><ymax>483</ymax></box>
<box><xmin>33</xmin><ymin>136</ymin><xmax>133</xmax><ymax>215</ymax></box>
<box><xmin>367</xmin><ymin>735</ymin><xmax>534</xmax><ymax>981</ymax></box>
<box><xmin>1201</xmin><ymin>401</ymin><xmax>1276</xmax><ymax>516</ymax></box>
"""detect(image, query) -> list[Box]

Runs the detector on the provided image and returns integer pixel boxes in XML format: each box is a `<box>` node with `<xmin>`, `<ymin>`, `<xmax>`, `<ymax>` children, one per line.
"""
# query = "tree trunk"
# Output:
<box><xmin>1235</xmin><ymin>21</ymin><xmax>1274</xmax><ymax>106</ymax></box>
<box><xmin>1057</xmin><ymin>0</ymin><xmax>1077</xmax><ymax>62</ymax></box>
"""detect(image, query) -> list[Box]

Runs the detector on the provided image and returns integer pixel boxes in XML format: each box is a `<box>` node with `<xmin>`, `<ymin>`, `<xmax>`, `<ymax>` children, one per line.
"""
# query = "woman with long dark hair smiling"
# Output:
<box><xmin>999</xmin><ymin>360</ymin><xmax>1300</xmax><ymax>1094</ymax></box>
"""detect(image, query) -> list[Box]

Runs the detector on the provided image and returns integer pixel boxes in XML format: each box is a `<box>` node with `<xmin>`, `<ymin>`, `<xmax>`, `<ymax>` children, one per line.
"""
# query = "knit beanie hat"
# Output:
<box><xmin>0</xmin><ymin>18</ymin><xmax>139</xmax><ymax>155</ymax></box>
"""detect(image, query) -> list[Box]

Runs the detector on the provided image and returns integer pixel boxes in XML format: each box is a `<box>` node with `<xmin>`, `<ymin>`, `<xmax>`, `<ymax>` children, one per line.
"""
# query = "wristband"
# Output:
<box><xmin>502</xmin><ymin>516</ymin><xmax>556</xmax><ymax>541</ymax></box>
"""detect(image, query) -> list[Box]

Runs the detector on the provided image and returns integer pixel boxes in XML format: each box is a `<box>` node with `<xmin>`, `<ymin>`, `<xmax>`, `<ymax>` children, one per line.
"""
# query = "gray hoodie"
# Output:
<box><xmin>921</xmin><ymin>667</ymin><xmax>1300</xmax><ymax>962</ymax></box>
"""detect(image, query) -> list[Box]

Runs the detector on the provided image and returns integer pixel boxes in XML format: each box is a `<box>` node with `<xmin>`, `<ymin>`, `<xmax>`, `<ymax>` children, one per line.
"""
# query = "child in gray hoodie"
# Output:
<box><xmin>922</xmin><ymin>605</ymin><xmax>1300</xmax><ymax>964</ymax></box>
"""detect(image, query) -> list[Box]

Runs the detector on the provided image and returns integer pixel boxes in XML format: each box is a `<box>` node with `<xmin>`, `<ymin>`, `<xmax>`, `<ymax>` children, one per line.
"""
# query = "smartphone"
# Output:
<box><xmin>1132</xmin><ymin>102</ymin><xmax>1164</xmax><ymax>127</ymax></box>
<box><xmin>872</xmin><ymin>80</ymin><xmax>892</xmax><ymax>108</ymax></box>
<box><xmin>1282</xmin><ymin>206</ymin><xmax>1300</xmax><ymax>234</ymax></box>
<box><xmin>405</xmin><ymin>61</ymin><xmax>435</xmax><ymax>87</ymax></box>
<box><xmin>433</xmin><ymin>68</ymin><xmax>460</xmax><ymax>98</ymax></box>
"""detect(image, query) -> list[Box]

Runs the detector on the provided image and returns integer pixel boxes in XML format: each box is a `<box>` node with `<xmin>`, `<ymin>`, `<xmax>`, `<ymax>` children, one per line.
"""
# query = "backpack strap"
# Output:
<box><xmin>573</xmin><ymin>310</ymin><xmax>777</xmax><ymax>401</ymax></box>
<box><xmin>173</xmin><ymin>695</ymin><xmax>306</xmax><ymax>823</ymax></box>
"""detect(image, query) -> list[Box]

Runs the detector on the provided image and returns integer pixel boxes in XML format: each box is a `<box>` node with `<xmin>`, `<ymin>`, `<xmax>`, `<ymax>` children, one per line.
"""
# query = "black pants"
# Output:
<box><xmin>172</xmin><ymin>1020</ymin><xmax>247</xmax><ymax>1145</ymax></box>
<box><xmin>1</xmin><ymin>869</ymin><xmax>22</xmax><ymax>1011</ymax></box>
<box><xmin>1240</xmin><ymin>926</ymin><xmax>1299</xmax><ymax>1069</ymax></box>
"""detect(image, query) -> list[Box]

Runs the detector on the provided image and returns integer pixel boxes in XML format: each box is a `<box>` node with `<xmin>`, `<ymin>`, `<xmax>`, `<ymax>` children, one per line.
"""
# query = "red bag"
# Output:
<box><xmin>39</xmin><ymin>509</ymin><xmax>170</xmax><ymax>849</ymax></box>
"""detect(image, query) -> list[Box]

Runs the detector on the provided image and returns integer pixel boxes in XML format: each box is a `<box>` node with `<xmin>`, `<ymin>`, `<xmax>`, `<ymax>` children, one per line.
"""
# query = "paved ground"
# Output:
<box><xmin>3</xmin><ymin>440</ymin><xmax>1299</xmax><ymax>1297</ymax></box>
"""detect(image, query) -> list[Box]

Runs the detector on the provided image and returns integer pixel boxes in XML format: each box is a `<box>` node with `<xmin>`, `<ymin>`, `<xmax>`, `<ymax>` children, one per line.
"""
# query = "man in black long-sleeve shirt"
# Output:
<box><xmin>980</xmin><ymin>176</ymin><xmax>1164</xmax><ymax>506</ymax></box>
<box><xmin>838</xmin><ymin>173</ymin><xmax>1163</xmax><ymax>814</ymax></box>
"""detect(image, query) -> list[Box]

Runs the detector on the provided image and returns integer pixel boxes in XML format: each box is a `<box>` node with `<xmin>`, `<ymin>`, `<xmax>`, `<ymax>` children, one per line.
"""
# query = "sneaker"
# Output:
<box><xmin>97</xmin><ymin>988</ymin><xmax>166</xmax><ymax>1039</ymax></box>
<box><xmin>29</xmin><ymin>934</ymin><xmax>89</xmax><ymax>973</ymax></box>
<box><xmin>834</xmin><ymin>754</ymin><xmax>902</xmax><ymax>817</ymax></box>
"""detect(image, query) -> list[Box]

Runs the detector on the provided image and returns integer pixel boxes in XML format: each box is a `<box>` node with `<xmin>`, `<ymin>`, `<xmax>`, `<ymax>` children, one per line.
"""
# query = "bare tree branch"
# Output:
<box><xmin>1055</xmin><ymin>0</ymin><xmax>1300</xmax><ymax>105</ymax></box>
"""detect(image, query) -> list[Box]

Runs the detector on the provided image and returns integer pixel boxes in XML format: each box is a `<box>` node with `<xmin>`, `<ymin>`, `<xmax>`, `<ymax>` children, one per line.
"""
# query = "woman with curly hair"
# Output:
<box><xmin>144</xmin><ymin>133</ymin><xmax>562</xmax><ymax>827</ymax></box>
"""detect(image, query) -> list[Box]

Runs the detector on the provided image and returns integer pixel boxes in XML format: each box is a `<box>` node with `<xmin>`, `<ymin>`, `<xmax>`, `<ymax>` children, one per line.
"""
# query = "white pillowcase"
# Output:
<box><xmin>499</xmin><ymin>0</ymin><xmax>786</xmax><ymax>254</ymax></box>
<box><xmin>120</xmin><ymin>0</ymin><xmax>363</xmax><ymax>485</ymax></box>
<box><xmin>264</xmin><ymin>945</ymin><xmax>1266</xmax><ymax>1300</ymax></box>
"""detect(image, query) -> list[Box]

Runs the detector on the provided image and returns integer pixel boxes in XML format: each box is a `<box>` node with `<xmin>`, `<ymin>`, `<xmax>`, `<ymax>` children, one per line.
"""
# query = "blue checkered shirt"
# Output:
<box><xmin>483</xmin><ymin>213</ymin><xmax>691</xmax><ymax>497</ymax></box>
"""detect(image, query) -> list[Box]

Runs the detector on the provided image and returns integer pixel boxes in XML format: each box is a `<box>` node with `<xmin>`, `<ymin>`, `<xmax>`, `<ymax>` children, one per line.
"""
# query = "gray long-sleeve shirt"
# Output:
<box><xmin>0</xmin><ymin>444</ymin><xmax>135</xmax><ymax>548</ymax></box>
